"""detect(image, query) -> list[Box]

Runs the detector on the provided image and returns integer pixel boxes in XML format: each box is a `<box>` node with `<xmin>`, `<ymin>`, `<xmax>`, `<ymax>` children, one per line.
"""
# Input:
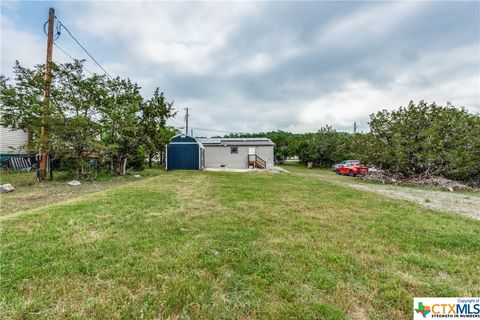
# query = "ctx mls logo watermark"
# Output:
<box><xmin>413</xmin><ymin>298</ymin><xmax>480</xmax><ymax>319</ymax></box>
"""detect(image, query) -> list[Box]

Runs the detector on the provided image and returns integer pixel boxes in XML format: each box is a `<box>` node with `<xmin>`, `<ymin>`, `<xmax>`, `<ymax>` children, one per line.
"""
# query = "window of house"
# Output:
<box><xmin>230</xmin><ymin>146</ymin><xmax>238</xmax><ymax>154</ymax></box>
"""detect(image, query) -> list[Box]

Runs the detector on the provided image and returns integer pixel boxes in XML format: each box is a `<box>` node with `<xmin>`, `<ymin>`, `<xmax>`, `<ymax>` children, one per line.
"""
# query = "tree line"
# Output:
<box><xmin>1</xmin><ymin>60</ymin><xmax>177</xmax><ymax>178</ymax></box>
<box><xmin>2</xmin><ymin>62</ymin><xmax>478</xmax><ymax>185</ymax></box>
<box><xmin>226</xmin><ymin>101</ymin><xmax>480</xmax><ymax>185</ymax></box>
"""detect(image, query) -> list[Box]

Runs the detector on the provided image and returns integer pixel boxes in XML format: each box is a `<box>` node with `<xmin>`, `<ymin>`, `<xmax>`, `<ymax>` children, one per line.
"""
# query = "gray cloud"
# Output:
<box><xmin>1</xmin><ymin>1</ymin><xmax>479</xmax><ymax>135</ymax></box>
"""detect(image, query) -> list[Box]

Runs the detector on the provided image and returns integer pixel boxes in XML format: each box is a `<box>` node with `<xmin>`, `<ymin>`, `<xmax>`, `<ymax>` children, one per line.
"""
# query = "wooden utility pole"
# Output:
<box><xmin>39</xmin><ymin>7</ymin><xmax>55</xmax><ymax>181</ymax></box>
<box><xmin>185</xmin><ymin>107</ymin><xmax>189</xmax><ymax>135</ymax></box>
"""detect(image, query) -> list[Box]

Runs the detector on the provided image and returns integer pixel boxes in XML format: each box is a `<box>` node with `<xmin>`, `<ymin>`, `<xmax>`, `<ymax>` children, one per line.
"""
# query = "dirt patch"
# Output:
<box><xmin>204</xmin><ymin>167</ymin><xmax>288</xmax><ymax>173</ymax></box>
<box><xmin>16</xmin><ymin>195</ymin><xmax>45</xmax><ymax>201</ymax></box>
<box><xmin>0</xmin><ymin>174</ymin><xmax>163</xmax><ymax>220</ymax></box>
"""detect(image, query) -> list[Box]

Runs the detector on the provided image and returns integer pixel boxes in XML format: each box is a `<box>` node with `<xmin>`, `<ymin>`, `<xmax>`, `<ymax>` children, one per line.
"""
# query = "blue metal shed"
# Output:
<box><xmin>166</xmin><ymin>134</ymin><xmax>205</xmax><ymax>170</ymax></box>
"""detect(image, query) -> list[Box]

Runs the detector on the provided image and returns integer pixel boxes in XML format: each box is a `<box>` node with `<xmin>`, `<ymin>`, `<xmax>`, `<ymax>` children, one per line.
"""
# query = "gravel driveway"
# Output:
<box><xmin>337</xmin><ymin>181</ymin><xmax>479</xmax><ymax>219</ymax></box>
<box><xmin>291</xmin><ymin>170</ymin><xmax>480</xmax><ymax>220</ymax></box>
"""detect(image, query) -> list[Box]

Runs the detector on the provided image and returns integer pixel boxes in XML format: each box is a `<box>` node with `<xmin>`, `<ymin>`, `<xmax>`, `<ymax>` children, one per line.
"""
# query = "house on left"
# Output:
<box><xmin>0</xmin><ymin>126</ymin><xmax>29</xmax><ymax>165</ymax></box>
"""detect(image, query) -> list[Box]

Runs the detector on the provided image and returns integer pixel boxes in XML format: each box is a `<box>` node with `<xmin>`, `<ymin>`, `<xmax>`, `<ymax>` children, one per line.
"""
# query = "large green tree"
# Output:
<box><xmin>295</xmin><ymin>126</ymin><xmax>352</xmax><ymax>166</ymax></box>
<box><xmin>0</xmin><ymin>61</ymin><xmax>56</xmax><ymax>152</ymax></box>
<box><xmin>1</xmin><ymin>60</ymin><xmax>176</xmax><ymax>178</ymax></box>
<box><xmin>51</xmin><ymin>61</ymin><xmax>106</xmax><ymax>178</ymax></box>
<box><xmin>1</xmin><ymin>61</ymin><xmax>107</xmax><ymax>178</ymax></box>
<box><xmin>140</xmin><ymin>88</ymin><xmax>176</xmax><ymax>167</ymax></box>
<box><xmin>354</xmin><ymin>101</ymin><xmax>480</xmax><ymax>183</ymax></box>
<box><xmin>100</xmin><ymin>77</ymin><xmax>143</xmax><ymax>175</ymax></box>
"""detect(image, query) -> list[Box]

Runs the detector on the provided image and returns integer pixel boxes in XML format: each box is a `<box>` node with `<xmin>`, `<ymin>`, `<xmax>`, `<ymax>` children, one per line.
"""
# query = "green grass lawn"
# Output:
<box><xmin>1</xmin><ymin>169</ymin><xmax>479</xmax><ymax>319</ymax></box>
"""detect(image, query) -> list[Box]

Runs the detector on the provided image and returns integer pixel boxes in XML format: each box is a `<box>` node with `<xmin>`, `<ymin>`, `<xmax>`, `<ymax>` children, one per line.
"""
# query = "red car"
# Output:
<box><xmin>335</xmin><ymin>160</ymin><xmax>369</xmax><ymax>176</ymax></box>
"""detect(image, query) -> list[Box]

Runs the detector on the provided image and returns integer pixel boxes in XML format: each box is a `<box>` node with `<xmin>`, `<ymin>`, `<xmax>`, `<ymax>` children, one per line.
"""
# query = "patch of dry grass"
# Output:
<box><xmin>0</xmin><ymin>168</ymin><xmax>164</xmax><ymax>218</ymax></box>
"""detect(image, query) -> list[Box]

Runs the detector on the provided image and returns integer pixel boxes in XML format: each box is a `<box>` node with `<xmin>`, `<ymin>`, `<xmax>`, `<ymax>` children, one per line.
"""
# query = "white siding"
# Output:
<box><xmin>0</xmin><ymin>127</ymin><xmax>28</xmax><ymax>154</ymax></box>
<box><xmin>204</xmin><ymin>145</ymin><xmax>274</xmax><ymax>169</ymax></box>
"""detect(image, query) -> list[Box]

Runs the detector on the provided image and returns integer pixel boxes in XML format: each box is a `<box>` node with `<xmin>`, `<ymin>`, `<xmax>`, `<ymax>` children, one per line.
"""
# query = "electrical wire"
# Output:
<box><xmin>170</xmin><ymin>119</ymin><xmax>243</xmax><ymax>134</ymax></box>
<box><xmin>48</xmin><ymin>19</ymin><xmax>243</xmax><ymax>135</ymax></box>
<box><xmin>170</xmin><ymin>119</ymin><xmax>184</xmax><ymax>126</ymax></box>
<box><xmin>53</xmin><ymin>42</ymin><xmax>94</xmax><ymax>76</ymax></box>
<box><xmin>55</xmin><ymin>18</ymin><xmax>113</xmax><ymax>79</ymax></box>
<box><xmin>190</xmin><ymin>127</ymin><xmax>244</xmax><ymax>134</ymax></box>
<box><xmin>43</xmin><ymin>20</ymin><xmax>61</xmax><ymax>40</ymax></box>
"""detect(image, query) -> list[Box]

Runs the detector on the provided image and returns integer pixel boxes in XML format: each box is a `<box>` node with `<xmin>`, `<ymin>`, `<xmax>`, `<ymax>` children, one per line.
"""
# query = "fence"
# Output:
<box><xmin>0</xmin><ymin>155</ymin><xmax>38</xmax><ymax>187</ymax></box>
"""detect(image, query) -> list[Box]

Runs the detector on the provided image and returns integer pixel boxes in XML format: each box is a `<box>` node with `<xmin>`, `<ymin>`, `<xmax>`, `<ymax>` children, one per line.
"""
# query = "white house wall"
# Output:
<box><xmin>0</xmin><ymin>126</ymin><xmax>28</xmax><ymax>154</ymax></box>
<box><xmin>203</xmin><ymin>145</ymin><xmax>274</xmax><ymax>169</ymax></box>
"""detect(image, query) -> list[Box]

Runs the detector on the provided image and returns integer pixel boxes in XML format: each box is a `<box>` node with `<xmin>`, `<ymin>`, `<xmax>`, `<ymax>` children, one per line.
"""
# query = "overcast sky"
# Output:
<box><xmin>1</xmin><ymin>1</ymin><xmax>479</xmax><ymax>136</ymax></box>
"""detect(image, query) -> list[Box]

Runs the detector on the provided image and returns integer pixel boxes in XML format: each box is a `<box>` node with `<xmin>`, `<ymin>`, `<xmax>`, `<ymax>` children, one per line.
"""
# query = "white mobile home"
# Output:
<box><xmin>0</xmin><ymin>126</ymin><xmax>29</xmax><ymax>166</ymax></box>
<box><xmin>197</xmin><ymin>138</ymin><xmax>274</xmax><ymax>169</ymax></box>
<box><xmin>0</xmin><ymin>126</ymin><xmax>28</xmax><ymax>155</ymax></box>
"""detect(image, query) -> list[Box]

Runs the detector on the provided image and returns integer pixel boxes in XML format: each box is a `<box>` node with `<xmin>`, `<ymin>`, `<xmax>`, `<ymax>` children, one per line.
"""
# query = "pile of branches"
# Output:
<box><xmin>357</xmin><ymin>170</ymin><xmax>478</xmax><ymax>192</ymax></box>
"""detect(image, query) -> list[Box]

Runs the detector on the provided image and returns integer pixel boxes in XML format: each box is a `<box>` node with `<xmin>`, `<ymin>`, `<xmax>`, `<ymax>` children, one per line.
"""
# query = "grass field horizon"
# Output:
<box><xmin>1</xmin><ymin>168</ymin><xmax>479</xmax><ymax>319</ymax></box>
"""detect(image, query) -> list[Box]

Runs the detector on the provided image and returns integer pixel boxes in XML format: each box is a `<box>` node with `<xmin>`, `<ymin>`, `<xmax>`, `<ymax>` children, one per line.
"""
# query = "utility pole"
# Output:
<box><xmin>39</xmin><ymin>7</ymin><xmax>55</xmax><ymax>181</ymax></box>
<box><xmin>353</xmin><ymin>121</ymin><xmax>357</xmax><ymax>135</ymax></box>
<box><xmin>184</xmin><ymin>107</ymin><xmax>189</xmax><ymax>135</ymax></box>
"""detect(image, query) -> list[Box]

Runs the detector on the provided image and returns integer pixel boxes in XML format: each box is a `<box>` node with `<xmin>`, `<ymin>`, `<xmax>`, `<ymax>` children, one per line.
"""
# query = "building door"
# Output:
<box><xmin>248</xmin><ymin>147</ymin><xmax>256</xmax><ymax>155</ymax></box>
<box><xmin>167</xmin><ymin>144</ymin><xmax>200</xmax><ymax>170</ymax></box>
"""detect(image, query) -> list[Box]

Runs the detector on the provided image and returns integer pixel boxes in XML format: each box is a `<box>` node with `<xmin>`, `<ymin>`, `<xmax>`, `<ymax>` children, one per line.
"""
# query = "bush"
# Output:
<box><xmin>353</xmin><ymin>101</ymin><xmax>480</xmax><ymax>184</ymax></box>
<box><xmin>127</xmin><ymin>146</ymin><xmax>147</xmax><ymax>171</ymax></box>
<box><xmin>296</xmin><ymin>126</ymin><xmax>352</xmax><ymax>167</ymax></box>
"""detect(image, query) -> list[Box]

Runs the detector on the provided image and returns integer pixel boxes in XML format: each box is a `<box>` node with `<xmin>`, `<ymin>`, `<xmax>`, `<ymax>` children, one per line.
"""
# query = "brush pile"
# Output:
<box><xmin>357</xmin><ymin>170</ymin><xmax>477</xmax><ymax>192</ymax></box>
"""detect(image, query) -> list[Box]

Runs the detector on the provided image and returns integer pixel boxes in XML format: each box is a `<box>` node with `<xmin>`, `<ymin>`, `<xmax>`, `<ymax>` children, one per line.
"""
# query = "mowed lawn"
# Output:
<box><xmin>1</xmin><ymin>169</ymin><xmax>479</xmax><ymax>319</ymax></box>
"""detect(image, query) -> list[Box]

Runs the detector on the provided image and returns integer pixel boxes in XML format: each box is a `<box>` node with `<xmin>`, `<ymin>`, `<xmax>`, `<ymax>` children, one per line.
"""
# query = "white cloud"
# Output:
<box><xmin>0</xmin><ymin>15</ymin><xmax>45</xmax><ymax>76</ymax></box>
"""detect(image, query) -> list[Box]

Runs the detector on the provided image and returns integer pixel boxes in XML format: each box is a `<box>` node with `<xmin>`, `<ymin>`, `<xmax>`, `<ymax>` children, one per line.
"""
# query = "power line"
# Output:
<box><xmin>171</xmin><ymin>125</ymin><xmax>247</xmax><ymax>136</ymax></box>
<box><xmin>170</xmin><ymin>119</ymin><xmax>184</xmax><ymax>126</ymax></box>
<box><xmin>53</xmin><ymin>41</ymin><xmax>94</xmax><ymax>76</ymax></box>
<box><xmin>170</xmin><ymin>110</ymin><xmax>241</xmax><ymax>134</ymax></box>
<box><xmin>55</xmin><ymin>18</ymin><xmax>113</xmax><ymax>79</ymax></box>
<box><xmin>171</xmin><ymin>123</ymin><xmax>245</xmax><ymax>134</ymax></box>
<box><xmin>190</xmin><ymin>127</ymin><xmax>244</xmax><ymax>134</ymax></box>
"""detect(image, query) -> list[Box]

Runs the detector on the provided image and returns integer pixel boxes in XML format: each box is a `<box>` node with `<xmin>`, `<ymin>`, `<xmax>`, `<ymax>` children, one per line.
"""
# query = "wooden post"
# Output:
<box><xmin>39</xmin><ymin>7</ymin><xmax>55</xmax><ymax>181</ymax></box>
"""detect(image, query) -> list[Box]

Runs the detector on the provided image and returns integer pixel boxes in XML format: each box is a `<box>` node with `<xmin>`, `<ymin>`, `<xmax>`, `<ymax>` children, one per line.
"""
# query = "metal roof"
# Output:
<box><xmin>197</xmin><ymin>137</ymin><xmax>274</xmax><ymax>146</ymax></box>
<box><xmin>170</xmin><ymin>134</ymin><xmax>205</xmax><ymax>149</ymax></box>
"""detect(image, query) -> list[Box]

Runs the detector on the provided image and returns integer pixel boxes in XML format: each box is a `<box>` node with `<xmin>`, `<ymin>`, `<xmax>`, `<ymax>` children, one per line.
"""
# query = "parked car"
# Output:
<box><xmin>331</xmin><ymin>160</ymin><xmax>349</xmax><ymax>171</ymax></box>
<box><xmin>335</xmin><ymin>160</ymin><xmax>369</xmax><ymax>176</ymax></box>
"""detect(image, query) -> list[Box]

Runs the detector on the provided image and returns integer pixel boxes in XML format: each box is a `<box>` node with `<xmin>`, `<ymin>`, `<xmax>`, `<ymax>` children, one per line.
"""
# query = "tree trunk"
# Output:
<box><xmin>148</xmin><ymin>152</ymin><xmax>153</xmax><ymax>168</ymax></box>
<box><xmin>118</xmin><ymin>158</ymin><xmax>127</xmax><ymax>176</ymax></box>
<box><xmin>122</xmin><ymin>158</ymin><xmax>127</xmax><ymax>175</ymax></box>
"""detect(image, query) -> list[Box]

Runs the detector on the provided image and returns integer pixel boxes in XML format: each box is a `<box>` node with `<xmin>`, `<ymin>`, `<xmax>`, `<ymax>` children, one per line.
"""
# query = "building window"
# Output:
<box><xmin>230</xmin><ymin>146</ymin><xmax>238</xmax><ymax>154</ymax></box>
